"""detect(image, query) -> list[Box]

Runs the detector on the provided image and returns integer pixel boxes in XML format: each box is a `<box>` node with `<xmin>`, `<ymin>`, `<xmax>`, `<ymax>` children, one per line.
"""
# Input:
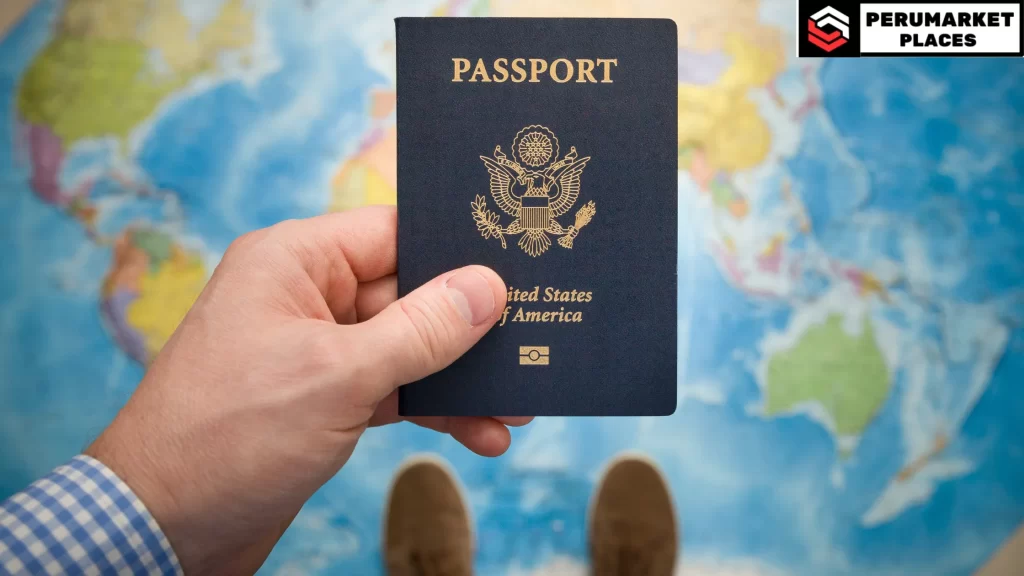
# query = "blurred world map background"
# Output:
<box><xmin>1</xmin><ymin>1</ymin><xmax>1022</xmax><ymax>574</ymax></box>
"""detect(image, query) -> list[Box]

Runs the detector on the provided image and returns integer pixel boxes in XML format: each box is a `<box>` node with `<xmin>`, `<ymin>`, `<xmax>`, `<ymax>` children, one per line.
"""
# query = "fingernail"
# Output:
<box><xmin>445</xmin><ymin>269</ymin><xmax>495</xmax><ymax>326</ymax></box>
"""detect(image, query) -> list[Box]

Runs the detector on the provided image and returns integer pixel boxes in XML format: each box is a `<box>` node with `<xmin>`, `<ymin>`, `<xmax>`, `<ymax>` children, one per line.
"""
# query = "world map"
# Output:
<box><xmin>1</xmin><ymin>1</ymin><xmax>1022</xmax><ymax>574</ymax></box>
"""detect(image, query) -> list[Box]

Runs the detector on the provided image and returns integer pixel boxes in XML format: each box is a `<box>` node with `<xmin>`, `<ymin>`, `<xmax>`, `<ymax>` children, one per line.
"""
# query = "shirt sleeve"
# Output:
<box><xmin>0</xmin><ymin>455</ymin><xmax>183</xmax><ymax>576</ymax></box>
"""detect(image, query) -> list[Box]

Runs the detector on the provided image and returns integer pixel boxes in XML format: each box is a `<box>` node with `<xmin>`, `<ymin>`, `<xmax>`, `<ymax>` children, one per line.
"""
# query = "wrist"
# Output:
<box><xmin>85</xmin><ymin>418</ymin><xmax>194</xmax><ymax>571</ymax></box>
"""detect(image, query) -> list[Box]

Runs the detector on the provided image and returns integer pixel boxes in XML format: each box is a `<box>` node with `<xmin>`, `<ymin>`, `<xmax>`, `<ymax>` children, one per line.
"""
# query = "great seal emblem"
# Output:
<box><xmin>472</xmin><ymin>125</ymin><xmax>596</xmax><ymax>257</ymax></box>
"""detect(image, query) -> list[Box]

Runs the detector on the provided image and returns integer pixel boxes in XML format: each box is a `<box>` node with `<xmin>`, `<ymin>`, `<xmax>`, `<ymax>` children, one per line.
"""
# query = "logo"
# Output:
<box><xmin>519</xmin><ymin>346</ymin><xmax>550</xmax><ymax>366</ymax></box>
<box><xmin>473</xmin><ymin>125</ymin><xmax>596</xmax><ymax>257</ymax></box>
<box><xmin>798</xmin><ymin>1</ymin><xmax>861</xmax><ymax>57</ymax></box>
<box><xmin>808</xmin><ymin>6</ymin><xmax>850</xmax><ymax>52</ymax></box>
<box><xmin>798</xmin><ymin>1</ymin><xmax>1021</xmax><ymax>57</ymax></box>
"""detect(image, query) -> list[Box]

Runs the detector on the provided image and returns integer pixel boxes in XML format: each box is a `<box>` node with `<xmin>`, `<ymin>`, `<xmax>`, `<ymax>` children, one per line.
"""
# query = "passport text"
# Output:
<box><xmin>452</xmin><ymin>58</ymin><xmax>617</xmax><ymax>83</ymax></box>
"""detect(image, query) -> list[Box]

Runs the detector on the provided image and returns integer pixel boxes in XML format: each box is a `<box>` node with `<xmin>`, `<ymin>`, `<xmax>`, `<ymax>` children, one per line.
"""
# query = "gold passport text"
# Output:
<box><xmin>452</xmin><ymin>58</ymin><xmax>617</xmax><ymax>83</ymax></box>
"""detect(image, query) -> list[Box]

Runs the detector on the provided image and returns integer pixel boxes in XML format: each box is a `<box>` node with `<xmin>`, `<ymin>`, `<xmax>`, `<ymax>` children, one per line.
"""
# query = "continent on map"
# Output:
<box><xmin>142</xmin><ymin>0</ymin><xmax>254</xmax><ymax>78</ymax></box>
<box><xmin>19</xmin><ymin>36</ymin><xmax>185</xmax><ymax>153</ymax></box>
<box><xmin>16</xmin><ymin>0</ymin><xmax>255</xmax><ymax>214</ymax></box>
<box><xmin>330</xmin><ymin>89</ymin><xmax>397</xmax><ymax>211</ymax></box>
<box><xmin>101</xmin><ymin>228</ymin><xmax>207</xmax><ymax>366</ymax></box>
<box><xmin>15</xmin><ymin>0</ymin><xmax>252</xmax><ymax>365</ymax></box>
<box><xmin>763</xmin><ymin>313</ymin><xmax>891</xmax><ymax>456</ymax></box>
<box><xmin>677</xmin><ymin>33</ymin><xmax>783</xmax><ymax>220</ymax></box>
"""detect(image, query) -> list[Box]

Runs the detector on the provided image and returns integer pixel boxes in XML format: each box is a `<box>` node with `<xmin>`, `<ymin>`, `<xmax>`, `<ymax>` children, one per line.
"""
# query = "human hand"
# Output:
<box><xmin>85</xmin><ymin>206</ymin><xmax>527</xmax><ymax>574</ymax></box>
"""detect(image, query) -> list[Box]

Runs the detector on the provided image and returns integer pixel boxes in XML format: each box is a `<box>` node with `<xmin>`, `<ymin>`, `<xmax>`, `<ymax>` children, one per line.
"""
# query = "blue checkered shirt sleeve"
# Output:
<box><xmin>0</xmin><ymin>455</ymin><xmax>183</xmax><ymax>575</ymax></box>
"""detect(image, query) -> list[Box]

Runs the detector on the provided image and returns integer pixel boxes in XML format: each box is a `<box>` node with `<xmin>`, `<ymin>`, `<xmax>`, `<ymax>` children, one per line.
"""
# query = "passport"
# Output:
<box><xmin>395</xmin><ymin>17</ymin><xmax>677</xmax><ymax>416</ymax></box>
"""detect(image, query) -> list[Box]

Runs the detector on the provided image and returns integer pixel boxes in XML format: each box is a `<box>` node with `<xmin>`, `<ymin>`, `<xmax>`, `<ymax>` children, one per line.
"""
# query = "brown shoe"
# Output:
<box><xmin>588</xmin><ymin>454</ymin><xmax>679</xmax><ymax>576</ymax></box>
<box><xmin>384</xmin><ymin>455</ymin><xmax>474</xmax><ymax>576</ymax></box>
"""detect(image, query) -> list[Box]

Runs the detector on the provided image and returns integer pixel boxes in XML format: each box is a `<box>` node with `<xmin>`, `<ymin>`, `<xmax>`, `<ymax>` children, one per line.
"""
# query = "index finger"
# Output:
<box><xmin>265</xmin><ymin>206</ymin><xmax>397</xmax><ymax>323</ymax></box>
<box><xmin>296</xmin><ymin>205</ymin><xmax>398</xmax><ymax>283</ymax></box>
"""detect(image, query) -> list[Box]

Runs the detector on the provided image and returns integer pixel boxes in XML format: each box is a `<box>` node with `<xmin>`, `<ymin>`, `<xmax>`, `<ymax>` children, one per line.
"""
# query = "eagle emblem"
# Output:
<box><xmin>472</xmin><ymin>125</ymin><xmax>596</xmax><ymax>257</ymax></box>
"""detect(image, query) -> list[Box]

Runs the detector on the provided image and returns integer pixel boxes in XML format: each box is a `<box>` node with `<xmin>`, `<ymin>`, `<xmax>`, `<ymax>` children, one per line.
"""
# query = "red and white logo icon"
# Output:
<box><xmin>807</xmin><ymin>6</ymin><xmax>849</xmax><ymax>52</ymax></box>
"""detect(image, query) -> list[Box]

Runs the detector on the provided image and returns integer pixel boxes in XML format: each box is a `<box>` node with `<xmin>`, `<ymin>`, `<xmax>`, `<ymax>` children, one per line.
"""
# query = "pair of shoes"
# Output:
<box><xmin>383</xmin><ymin>454</ymin><xmax>678</xmax><ymax>575</ymax></box>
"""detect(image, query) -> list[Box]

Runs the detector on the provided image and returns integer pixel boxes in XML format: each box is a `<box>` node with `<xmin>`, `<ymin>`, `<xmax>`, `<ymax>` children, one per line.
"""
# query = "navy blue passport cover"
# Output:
<box><xmin>395</xmin><ymin>18</ymin><xmax>677</xmax><ymax>417</ymax></box>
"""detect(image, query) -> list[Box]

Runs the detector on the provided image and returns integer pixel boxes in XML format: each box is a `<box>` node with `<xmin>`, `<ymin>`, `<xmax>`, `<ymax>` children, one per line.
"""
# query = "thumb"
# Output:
<box><xmin>354</xmin><ymin>265</ymin><xmax>506</xmax><ymax>398</ymax></box>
